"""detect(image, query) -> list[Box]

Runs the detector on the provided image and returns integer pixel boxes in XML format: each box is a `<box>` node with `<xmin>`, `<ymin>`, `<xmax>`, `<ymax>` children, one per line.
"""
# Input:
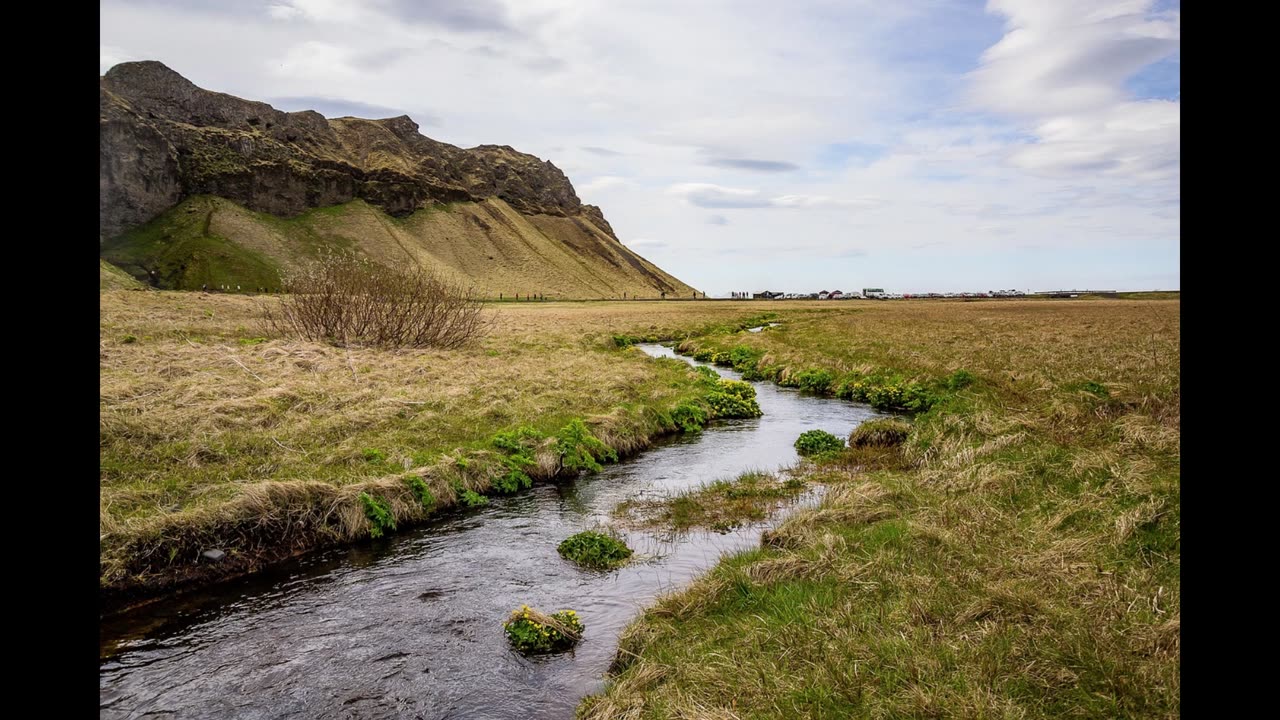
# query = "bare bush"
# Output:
<box><xmin>265</xmin><ymin>253</ymin><xmax>487</xmax><ymax>348</ymax></box>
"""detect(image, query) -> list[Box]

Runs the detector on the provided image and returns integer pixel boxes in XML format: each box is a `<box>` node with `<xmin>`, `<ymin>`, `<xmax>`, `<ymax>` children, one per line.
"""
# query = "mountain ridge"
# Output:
<box><xmin>99</xmin><ymin>61</ymin><xmax>694</xmax><ymax>298</ymax></box>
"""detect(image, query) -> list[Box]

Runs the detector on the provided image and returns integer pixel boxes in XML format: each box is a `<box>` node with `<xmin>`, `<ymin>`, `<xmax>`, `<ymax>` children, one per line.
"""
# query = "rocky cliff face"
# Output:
<box><xmin>99</xmin><ymin>61</ymin><xmax>604</xmax><ymax>242</ymax></box>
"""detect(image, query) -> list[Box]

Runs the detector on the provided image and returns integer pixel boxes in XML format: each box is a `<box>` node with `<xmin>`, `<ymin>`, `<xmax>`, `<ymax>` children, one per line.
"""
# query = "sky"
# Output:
<box><xmin>100</xmin><ymin>0</ymin><xmax>1180</xmax><ymax>295</ymax></box>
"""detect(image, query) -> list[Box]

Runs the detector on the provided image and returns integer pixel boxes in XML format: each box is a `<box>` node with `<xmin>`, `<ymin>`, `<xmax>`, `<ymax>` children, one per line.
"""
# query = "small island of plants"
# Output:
<box><xmin>558</xmin><ymin>530</ymin><xmax>633</xmax><ymax>570</ymax></box>
<box><xmin>503</xmin><ymin>605</ymin><xmax>585</xmax><ymax>654</ymax></box>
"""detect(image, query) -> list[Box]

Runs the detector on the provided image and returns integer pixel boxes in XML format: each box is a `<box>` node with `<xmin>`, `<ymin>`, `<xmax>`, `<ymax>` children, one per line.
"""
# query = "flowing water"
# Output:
<box><xmin>100</xmin><ymin>343</ymin><xmax>886</xmax><ymax>719</ymax></box>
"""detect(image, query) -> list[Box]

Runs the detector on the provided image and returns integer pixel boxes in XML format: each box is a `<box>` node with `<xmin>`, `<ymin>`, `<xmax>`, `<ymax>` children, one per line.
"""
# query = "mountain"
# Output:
<box><xmin>100</xmin><ymin>259</ymin><xmax>144</xmax><ymax>291</ymax></box>
<box><xmin>99</xmin><ymin>61</ymin><xmax>695</xmax><ymax>298</ymax></box>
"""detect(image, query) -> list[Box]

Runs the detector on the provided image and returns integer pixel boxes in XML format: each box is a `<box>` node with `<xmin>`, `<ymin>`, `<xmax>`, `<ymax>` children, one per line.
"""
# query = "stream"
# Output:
<box><xmin>100</xmin><ymin>343</ymin><xmax>886</xmax><ymax>719</ymax></box>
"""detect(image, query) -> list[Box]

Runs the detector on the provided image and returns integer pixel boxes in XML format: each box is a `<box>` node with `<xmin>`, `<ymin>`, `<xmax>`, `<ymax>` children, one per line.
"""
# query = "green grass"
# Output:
<box><xmin>101</xmin><ymin>197</ymin><xmax>281</xmax><ymax>290</ymax></box>
<box><xmin>557</xmin><ymin>530</ymin><xmax>633</xmax><ymax>570</ymax></box>
<box><xmin>794</xmin><ymin>429</ymin><xmax>845</xmax><ymax>457</ymax></box>
<box><xmin>100</xmin><ymin>259</ymin><xmax>146</xmax><ymax>290</ymax></box>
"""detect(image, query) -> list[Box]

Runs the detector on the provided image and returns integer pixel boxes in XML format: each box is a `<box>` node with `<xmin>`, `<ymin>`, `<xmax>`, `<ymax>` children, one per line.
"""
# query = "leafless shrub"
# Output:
<box><xmin>265</xmin><ymin>253</ymin><xmax>487</xmax><ymax>348</ymax></box>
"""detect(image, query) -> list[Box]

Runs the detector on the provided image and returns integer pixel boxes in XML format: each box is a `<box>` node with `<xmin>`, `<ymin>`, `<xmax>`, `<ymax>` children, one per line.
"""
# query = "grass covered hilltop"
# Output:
<box><xmin>581</xmin><ymin>297</ymin><xmax>1179</xmax><ymax>719</ymax></box>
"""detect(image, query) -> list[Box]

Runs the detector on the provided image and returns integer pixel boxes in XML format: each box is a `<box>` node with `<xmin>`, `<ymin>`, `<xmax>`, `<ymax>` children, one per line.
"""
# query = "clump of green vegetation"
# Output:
<box><xmin>446</xmin><ymin>478</ymin><xmax>489</xmax><ymax>507</ymax></box>
<box><xmin>848</xmin><ymin>417</ymin><xmax>912</xmax><ymax>448</ymax></box>
<box><xmin>503</xmin><ymin>605</ymin><xmax>585</xmax><ymax>654</ymax></box>
<box><xmin>670</xmin><ymin>401</ymin><xmax>709</xmax><ymax>432</ymax></box>
<box><xmin>558</xmin><ymin>530</ymin><xmax>633</xmax><ymax>569</ymax></box>
<box><xmin>120</xmin><ymin>334</ymin><xmax>138</xmax><ymax>344</ymax></box>
<box><xmin>1080</xmin><ymin>380</ymin><xmax>1110</xmax><ymax>397</ymax></box>
<box><xmin>404</xmin><ymin>476</ymin><xmax>436</xmax><ymax>508</ymax></box>
<box><xmin>459</xmin><ymin>488</ymin><xmax>488</xmax><ymax>507</ymax></box>
<box><xmin>357</xmin><ymin>492</ymin><xmax>396</xmax><ymax>538</ymax></box>
<box><xmin>706</xmin><ymin>379</ymin><xmax>763</xmax><ymax>418</ymax></box>
<box><xmin>492</xmin><ymin>466</ymin><xmax>533</xmax><ymax>494</ymax></box>
<box><xmin>491</xmin><ymin>425</ymin><xmax>543</xmax><ymax>487</ymax></box>
<box><xmin>728</xmin><ymin>345</ymin><xmax>766</xmax><ymax>379</ymax></box>
<box><xmin>945</xmin><ymin>369</ymin><xmax>976</xmax><ymax>390</ymax></box>
<box><xmin>794</xmin><ymin>429</ymin><xmax>845</xmax><ymax>457</ymax></box>
<box><xmin>785</xmin><ymin>368</ymin><xmax>836</xmax><ymax>394</ymax></box>
<box><xmin>714</xmin><ymin>378</ymin><xmax>755</xmax><ymax>399</ymax></box>
<box><xmin>362</xmin><ymin>448</ymin><xmax>387</xmax><ymax>464</ymax></box>
<box><xmin>692</xmin><ymin>365</ymin><xmax>721</xmax><ymax>386</ymax></box>
<box><xmin>492</xmin><ymin>425</ymin><xmax>543</xmax><ymax>456</ymax></box>
<box><xmin>667</xmin><ymin>367</ymin><xmax>761</xmax><ymax>428</ymax></box>
<box><xmin>611</xmin><ymin>333</ymin><xmax>666</xmax><ymax>348</ymax></box>
<box><xmin>837</xmin><ymin>377</ymin><xmax>938</xmax><ymax>413</ymax></box>
<box><xmin>556</xmin><ymin>419</ymin><xmax>618</xmax><ymax>473</ymax></box>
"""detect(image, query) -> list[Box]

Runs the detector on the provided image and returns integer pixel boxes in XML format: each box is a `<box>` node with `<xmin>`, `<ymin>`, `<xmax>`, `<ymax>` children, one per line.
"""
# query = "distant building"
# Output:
<box><xmin>829</xmin><ymin>290</ymin><xmax>844</xmax><ymax>299</ymax></box>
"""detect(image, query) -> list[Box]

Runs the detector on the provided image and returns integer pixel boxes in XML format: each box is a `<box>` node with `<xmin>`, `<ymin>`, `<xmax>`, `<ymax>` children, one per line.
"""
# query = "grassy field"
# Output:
<box><xmin>581</xmin><ymin>298</ymin><xmax>1180</xmax><ymax>719</ymax></box>
<box><xmin>99</xmin><ymin>291</ymin><xmax>782</xmax><ymax>602</ymax></box>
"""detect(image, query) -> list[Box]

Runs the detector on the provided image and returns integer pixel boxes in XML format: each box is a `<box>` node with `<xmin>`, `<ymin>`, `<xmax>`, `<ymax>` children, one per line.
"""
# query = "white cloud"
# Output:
<box><xmin>266</xmin><ymin>1</ymin><xmax>367</xmax><ymax>25</ymax></box>
<box><xmin>668</xmin><ymin>183</ymin><xmax>766</xmax><ymax>208</ymax></box>
<box><xmin>100</xmin><ymin>45</ymin><xmax>134</xmax><ymax>73</ymax></box>
<box><xmin>272</xmin><ymin>41</ymin><xmax>362</xmax><ymax>80</ymax></box>
<box><xmin>266</xmin><ymin>4</ymin><xmax>301</xmax><ymax>21</ymax></box>
<box><xmin>577</xmin><ymin>175</ymin><xmax>629</xmax><ymax>195</ymax></box>
<box><xmin>624</xmin><ymin>237</ymin><xmax>668</xmax><ymax>250</ymax></box>
<box><xmin>668</xmin><ymin>183</ymin><xmax>882</xmax><ymax>211</ymax></box>
<box><xmin>970</xmin><ymin>0</ymin><xmax>1179</xmax><ymax>183</ymax></box>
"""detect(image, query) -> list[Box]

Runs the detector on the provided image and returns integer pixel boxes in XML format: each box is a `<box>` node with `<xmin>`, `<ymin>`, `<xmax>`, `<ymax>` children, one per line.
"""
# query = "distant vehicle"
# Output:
<box><xmin>829</xmin><ymin>290</ymin><xmax>844</xmax><ymax>299</ymax></box>
<box><xmin>862</xmin><ymin>287</ymin><xmax>886</xmax><ymax>299</ymax></box>
<box><xmin>818</xmin><ymin>290</ymin><xmax>830</xmax><ymax>300</ymax></box>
